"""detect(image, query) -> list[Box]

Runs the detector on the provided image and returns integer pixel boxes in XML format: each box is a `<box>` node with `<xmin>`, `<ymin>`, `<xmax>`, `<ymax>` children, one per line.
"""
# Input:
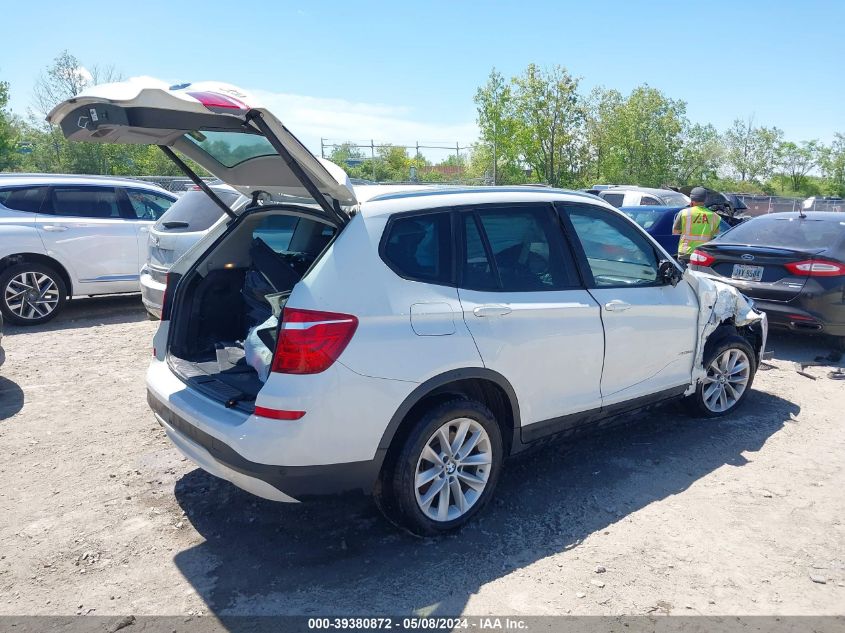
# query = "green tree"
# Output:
<box><xmin>675</xmin><ymin>123</ymin><xmax>723</xmax><ymax>185</ymax></box>
<box><xmin>0</xmin><ymin>75</ymin><xmax>19</xmax><ymax>171</ymax></box>
<box><xmin>777</xmin><ymin>140</ymin><xmax>822</xmax><ymax>192</ymax></box>
<box><xmin>724</xmin><ymin>116</ymin><xmax>783</xmax><ymax>182</ymax></box>
<box><xmin>592</xmin><ymin>85</ymin><xmax>686</xmax><ymax>187</ymax></box>
<box><xmin>510</xmin><ymin>64</ymin><xmax>586</xmax><ymax>187</ymax></box>
<box><xmin>820</xmin><ymin>133</ymin><xmax>845</xmax><ymax>196</ymax></box>
<box><xmin>474</xmin><ymin>68</ymin><xmax>520</xmax><ymax>184</ymax></box>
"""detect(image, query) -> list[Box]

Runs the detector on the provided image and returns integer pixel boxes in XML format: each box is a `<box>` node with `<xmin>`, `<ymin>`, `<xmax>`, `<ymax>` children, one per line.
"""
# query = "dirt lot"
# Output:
<box><xmin>0</xmin><ymin>295</ymin><xmax>843</xmax><ymax>617</ymax></box>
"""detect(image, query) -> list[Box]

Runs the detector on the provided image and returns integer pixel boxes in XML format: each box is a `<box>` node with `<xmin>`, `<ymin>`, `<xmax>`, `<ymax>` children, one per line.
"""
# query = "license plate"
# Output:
<box><xmin>731</xmin><ymin>264</ymin><xmax>764</xmax><ymax>281</ymax></box>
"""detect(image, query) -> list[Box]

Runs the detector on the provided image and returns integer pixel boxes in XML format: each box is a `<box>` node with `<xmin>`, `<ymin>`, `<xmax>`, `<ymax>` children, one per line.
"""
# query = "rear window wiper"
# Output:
<box><xmin>162</xmin><ymin>221</ymin><xmax>190</xmax><ymax>229</ymax></box>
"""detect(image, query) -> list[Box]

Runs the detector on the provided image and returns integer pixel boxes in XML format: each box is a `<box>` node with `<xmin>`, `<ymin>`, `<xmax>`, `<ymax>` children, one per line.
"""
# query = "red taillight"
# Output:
<box><xmin>784</xmin><ymin>260</ymin><xmax>845</xmax><ymax>277</ymax></box>
<box><xmin>187</xmin><ymin>91</ymin><xmax>247</xmax><ymax>112</ymax></box>
<box><xmin>271</xmin><ymin>308</ymin><xmax>358</xmax><ymax>375</ymax></box>
<box><xmin>254</xmin><ymin>406</ymin><xmax>306</xmax><ymax>420</ymax></box>
<box><xmin>689</xmin><ymin>250</ymin><xmax>715</xmax><ymax>266</ymax></box>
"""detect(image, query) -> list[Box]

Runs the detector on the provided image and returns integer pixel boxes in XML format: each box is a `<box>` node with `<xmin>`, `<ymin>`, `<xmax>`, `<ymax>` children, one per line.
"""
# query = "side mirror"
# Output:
<box><xmin>658</xmin><ymin>259</ymin><xmax>683</xmax><ymax>287</ymax></box>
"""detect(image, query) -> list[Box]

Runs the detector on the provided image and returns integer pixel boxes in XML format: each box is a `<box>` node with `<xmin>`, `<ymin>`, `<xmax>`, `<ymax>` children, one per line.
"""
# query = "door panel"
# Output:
<box><xmin>589</xmin><ymin>283</ymin><xmax>698</xmax><ymax>402</ymax></box>
<box><xmin>559</xmin><ymin>202</ymin><xmax>699</xmax><ymax>404</ymax></box>
<box><xmin>457</xmin><ymin>204</ymin><xmax>605</xmax><ymax>427</ymax></box>
<box><xmin>459</xmin><ymin>288</ymin><xmax>604</xmax><ymax>424</ymax></box>
<box><xmin>37</xmin><ymin>186</ymin><xmax>141</xmax><ymax>294</ymax></box>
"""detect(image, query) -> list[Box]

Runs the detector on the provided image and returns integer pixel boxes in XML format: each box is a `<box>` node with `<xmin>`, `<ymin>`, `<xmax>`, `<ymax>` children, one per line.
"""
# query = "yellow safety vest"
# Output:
<box><xmin>675</xmin><ymin>207</ymin><xmax>720</xmax><ymax>256</ymax></box>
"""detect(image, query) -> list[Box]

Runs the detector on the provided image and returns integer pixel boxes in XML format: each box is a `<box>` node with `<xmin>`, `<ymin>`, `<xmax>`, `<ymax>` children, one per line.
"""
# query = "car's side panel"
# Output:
<box><xmin>289</xmin><ymin>214</ymin><xmax>485</xmax><ymax>384</ymax></box>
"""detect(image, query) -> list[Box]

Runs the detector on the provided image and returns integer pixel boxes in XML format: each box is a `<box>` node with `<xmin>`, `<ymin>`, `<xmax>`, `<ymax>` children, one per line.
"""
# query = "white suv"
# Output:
<box><xmin>141</xmin><ymin>183</ymin><xmax>247</xmax><ymax>317</ymax></box>
<box><xmin>50</xmin><ymin>81</ymin><xmax>767</xmax><ymax>535</ymax></box>
<box><xmin>0</xmin><ymin>174</ymin><xmax>176</xmax><ymax>324</ymax></box>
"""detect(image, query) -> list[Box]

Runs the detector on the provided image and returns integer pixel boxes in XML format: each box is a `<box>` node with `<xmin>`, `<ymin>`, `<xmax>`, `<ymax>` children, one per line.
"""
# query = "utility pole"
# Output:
<box><xmin>320</xmin><ymin>138</ymin><xmax>325</xmax><ymax>159</ymax></box>
<box><xmin>492</xmin><ymin>118</ymin><xmax>497</xmax><ymax>186</ymax></box>
<box><xmin>371</xmin><ymin>140</ymin><xmax>376</xmax><ymax>182</ymax></box>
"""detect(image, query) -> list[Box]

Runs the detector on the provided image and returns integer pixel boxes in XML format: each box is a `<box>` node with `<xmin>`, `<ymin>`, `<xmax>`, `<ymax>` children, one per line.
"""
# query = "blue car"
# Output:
<box><xmin>621</xmin><ymin>206</ymin><xmax>730</xmax><ymax>257</ymax></box>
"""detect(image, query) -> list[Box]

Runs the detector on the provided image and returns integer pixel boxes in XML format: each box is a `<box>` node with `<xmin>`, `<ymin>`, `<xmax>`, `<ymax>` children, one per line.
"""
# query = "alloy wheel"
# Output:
<box><xmin>4</xmin><ymin>271</ymin><xmax>61</xmax><ymax>321</ymax></box>
<box><xmin>414</xmin><ymin>417</ymin><xmax>493</xmax><ymax>522</ymax></box>
<box><xmin>702</xmin><ymin>348</ymin><xmax>751</xmax><ymax>413</ymax></box>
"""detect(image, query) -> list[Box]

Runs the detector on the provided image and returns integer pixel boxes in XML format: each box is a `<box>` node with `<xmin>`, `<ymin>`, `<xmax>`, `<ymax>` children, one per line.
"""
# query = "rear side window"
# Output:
<box><xmin>600</xmin><ymin>192</ymin><xmax>625</xmax><ymax>208</ymax></box>
<box><xmin>383</xmin><ymin>213</ymin><xmax>452</xmax><ymax>284</ymax></box>
<box><xmin>124</xmin><ymin>189</ymin><xmax>174</xmax><ymax>220</ymax></box>
<box><xmin>48</xmin><ymin>186</ymin><xmax>121</xmax><ymax>218</ymax></box>
<box><xmin>0</xmin><ymin>186</ymin><xmax>47</xmax><ymax>213</ymax></box>
<box><xmin>463</xmin><ymin>206</ymin><xmax>580</xmax><ymax>292</ymax></box>
<box><xmin>154</xmin><ymin>188</ymin><xmax>241</xmax><ymax>232</ymax></box>
<box><xmin>640</xmin><ymin>196</ymin><xmax>660</xmax><ymax>205</ymax></box>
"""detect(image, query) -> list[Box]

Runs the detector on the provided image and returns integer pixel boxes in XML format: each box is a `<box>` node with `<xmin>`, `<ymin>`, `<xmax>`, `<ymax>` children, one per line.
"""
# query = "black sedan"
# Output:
<box><xmin>689</xmin><ymin>212</ymin><xmax>845</xmax><ymax>348</ymax></box>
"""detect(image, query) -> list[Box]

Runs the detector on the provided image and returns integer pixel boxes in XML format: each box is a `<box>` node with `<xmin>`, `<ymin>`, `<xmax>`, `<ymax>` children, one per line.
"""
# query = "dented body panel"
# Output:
<box><xmin>684</xmin><ymin>270</ymin><xmax>768</xmax><ymax>395</ymax></box>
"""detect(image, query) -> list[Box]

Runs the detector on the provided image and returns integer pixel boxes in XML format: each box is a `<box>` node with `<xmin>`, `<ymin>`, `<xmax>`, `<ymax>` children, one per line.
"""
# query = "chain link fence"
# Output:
<box><xmin>733</xmin><ymin>195</ymin><xmax>844</xmax><ymax>216</ymax></box>
<box><xmin>131</xmin><ymin>175</ymin><xmax>216</xmax><ymax>193</ymax></box>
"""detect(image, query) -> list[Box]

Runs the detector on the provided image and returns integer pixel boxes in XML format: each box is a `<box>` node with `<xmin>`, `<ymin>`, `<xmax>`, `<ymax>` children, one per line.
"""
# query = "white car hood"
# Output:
<box><xmin>47</xmin><ymin>79</ymin><xmax>356</xmax><ymax>212</ymax></box>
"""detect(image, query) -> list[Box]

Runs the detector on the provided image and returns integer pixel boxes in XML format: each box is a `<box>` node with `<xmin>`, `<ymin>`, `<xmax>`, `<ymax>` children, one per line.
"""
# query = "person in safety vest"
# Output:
<box><xmin>672</xmin><ymin>186</ymin><xmax>721</xmax><ymax>265</ymax></box>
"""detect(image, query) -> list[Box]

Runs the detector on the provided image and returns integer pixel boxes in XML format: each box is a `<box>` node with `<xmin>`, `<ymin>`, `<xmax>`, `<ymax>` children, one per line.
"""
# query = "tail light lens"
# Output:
<box><xmin>689</xmin><ymin>250</ymin><xmax>715</xmax><ymax>266</ymax></box>
<box><xmin>187</xmin><ymin>91</ymin><xmax>248</xmax><ymax>112</ymax></box>
<box><xmin>784</xmin><ymin>260</ymin><xmax>845</xmax><ymax>277</ymax></box>
<box><xmin>271</xmin><ymin>308</ymin><xmax>358</xmax><ymax>375</ymax></box>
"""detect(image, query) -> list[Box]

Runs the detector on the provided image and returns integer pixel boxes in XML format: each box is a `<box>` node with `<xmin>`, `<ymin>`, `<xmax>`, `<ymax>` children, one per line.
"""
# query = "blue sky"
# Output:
<box><xmin>4</xmin><ymin>0</ymin><xmax>844</xmax><ymax>156</ymax></box>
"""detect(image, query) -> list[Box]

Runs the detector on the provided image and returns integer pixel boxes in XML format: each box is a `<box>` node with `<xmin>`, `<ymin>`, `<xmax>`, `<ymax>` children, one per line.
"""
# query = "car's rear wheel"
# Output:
<box><xmin>377</xmin><ymin>398</ymin><xmax>503</xmax><ymax>536</ymax></box>
<box><xmin>0</xmin><ymin>263</ymin><xmax>67</xmax><ymax>326</ymax></box>
<box><xmin>691</xmin><ymin>335</ymin><xmax>756</xmax><ymax>417</ymax></box>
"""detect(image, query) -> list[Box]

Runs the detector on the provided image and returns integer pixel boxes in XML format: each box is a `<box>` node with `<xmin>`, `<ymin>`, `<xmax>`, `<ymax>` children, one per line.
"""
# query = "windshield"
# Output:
<box><xmin>717</xmin><ymin>215</ymin><xmax>845</xmax><ymax>250</ymax></box>
<box><xmin>661</xmin><ymin>192</ymin><xmax>690</xmax><ymax>206</ymax></box>
<box><xmin>184</xmin><ymin>130</ymin><xmax>276</xmax><ymax>167</ymax></box>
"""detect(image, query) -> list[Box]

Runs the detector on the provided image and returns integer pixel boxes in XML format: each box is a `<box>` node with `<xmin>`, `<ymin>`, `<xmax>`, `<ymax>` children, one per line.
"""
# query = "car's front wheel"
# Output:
<box><xmin>377</xmin><ymin>398</ymin><xmax>503</xmax><ymax>536</ymax></box>
<box><xmin>691</xmin><ymin>335</ymin><xmax>756</xmax><ymax>417</ymax></box>
<box><xmin>0</xmin><ymin>263</ymin><xmax>67</xmax><ymax>326</ymax></box>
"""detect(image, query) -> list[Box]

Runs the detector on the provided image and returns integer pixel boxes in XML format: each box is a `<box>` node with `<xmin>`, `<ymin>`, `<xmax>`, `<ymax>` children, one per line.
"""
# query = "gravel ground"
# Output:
<box><xmin>0</xmin><ymin>295</ymin><xmax>843</xmax><ymax>617</ymax></box>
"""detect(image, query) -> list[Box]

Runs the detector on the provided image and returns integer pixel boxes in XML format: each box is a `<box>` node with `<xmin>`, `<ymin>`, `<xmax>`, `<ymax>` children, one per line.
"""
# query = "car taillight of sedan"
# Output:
<box><xmin>783</xmin><ymin>260</ymin><xmax>845</xmax><ymax>277</ymax></box>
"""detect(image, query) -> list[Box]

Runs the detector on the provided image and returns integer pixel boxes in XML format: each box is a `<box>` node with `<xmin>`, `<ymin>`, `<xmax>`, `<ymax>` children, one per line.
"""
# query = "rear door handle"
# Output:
<box><xmin>473</xmin><ymin>305</ymin><xmax>512</xmax><ymax>318</ymax></box>
<box><xmin>41</xmin><ymin>224</ymin><xmax>68</xmax><ymax>232</ymax></box>
<box><xmin>604</xmin><ymin>300</ymin><xmax>632</xmax><ymax>312</ymax></box>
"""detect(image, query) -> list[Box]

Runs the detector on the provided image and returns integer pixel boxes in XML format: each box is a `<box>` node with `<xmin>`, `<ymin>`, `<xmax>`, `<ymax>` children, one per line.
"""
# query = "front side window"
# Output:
<box><xmin>462</xmin><ymin>206</ymin><xmax>579</xmax><ymax>292</ymax></box>
<box><xmin>0</xmin><ymin>186</ymin><xmax>47</xmax><ymax>213</ymax></box>
<box><xmin>124</xmin><ymin>190</ymin><xmax>174</xmax><ymax>220</ymax></box>
<box><xmin>383</xmin><ymin>213</ymin><xmax>452</xmax><ymax>284</ymax></box>
<box><xmin>48</xmin><ymin>186</ymin><xmax>121</xmax><ymax>219</ymax></box>
<box><xmin>565</xmin><ymin>205</ymin><xmax>660</xmax><ymax>287</ymax></box>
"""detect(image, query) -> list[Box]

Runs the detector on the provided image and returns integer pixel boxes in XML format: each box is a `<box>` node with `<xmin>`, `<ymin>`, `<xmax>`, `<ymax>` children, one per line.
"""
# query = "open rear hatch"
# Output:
<box><xmin>49</xmin><ymin>80</ymin><xmax>357</xmax><ymax>409</ymax></box>
<box><xmin>47</xmin><ymin>80</ymin><xmax>357</xmax><ymax>222</ymax></box>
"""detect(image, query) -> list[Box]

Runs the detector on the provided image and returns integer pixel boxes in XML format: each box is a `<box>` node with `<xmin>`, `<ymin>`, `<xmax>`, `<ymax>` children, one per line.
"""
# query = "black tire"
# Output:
<box><xmin>689</xmin><ymin>334</ymin><xmax>757</xmax><ymax>418</ymax></box>
<box><xmin>376</xmin><ymin>398</ymin><xmax>504</xmax><ymax>537</ymax></box>
<box><xmin>0</xmin><ymin>263</ymin><xmax>67</xmax><ymax>326</ymax></box>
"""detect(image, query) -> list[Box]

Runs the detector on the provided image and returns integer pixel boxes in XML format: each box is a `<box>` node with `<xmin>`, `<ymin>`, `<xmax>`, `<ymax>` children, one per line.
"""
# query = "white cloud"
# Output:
<box><xmin>250</xmin><ymin>89</ymin><xmax>478</xmax><ymax>158</ymax></box>
<box><xmin>76</xmin><ymin>65</ymin><xmax>93</xmax><ymax>84</ymax></box>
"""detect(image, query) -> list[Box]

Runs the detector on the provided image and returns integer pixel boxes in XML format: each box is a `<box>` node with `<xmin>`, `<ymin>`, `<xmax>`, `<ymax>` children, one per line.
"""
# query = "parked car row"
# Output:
<box><xmin>0</xmin><ymin>174</ymin><xmax>177</xmax><ymax>324</ymax></box>
<box><xmin>43</xmin><ymin>79</ymin><xmax>770</xmax><ymax>535</ymax></box>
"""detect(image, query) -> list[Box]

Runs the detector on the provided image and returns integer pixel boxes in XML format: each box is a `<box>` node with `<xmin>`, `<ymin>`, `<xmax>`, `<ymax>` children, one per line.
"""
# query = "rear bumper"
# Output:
<box><xmin>148</xmin><ymin>391</ymin><xmax>380</xmax><ymax>501</ymax></box>
<box><xmin>140</xmin><ymin>268</ymin><xmax>165</xmax><ymax>317</ymax></box>
<box><xmin>145</xmin><ymin>357</ymin><xmax>412</xmax><ymax>501</ymax></box>
<box><xmin>753</xmin><ymin>300</ymin><xmax>845</xmax><ymax>337</ymax></box>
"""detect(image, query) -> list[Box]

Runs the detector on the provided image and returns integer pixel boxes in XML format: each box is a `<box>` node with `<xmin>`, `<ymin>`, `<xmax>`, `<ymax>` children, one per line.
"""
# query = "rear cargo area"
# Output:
<box><xmin>166</xmin><ymin>207</ymin><xmax>337</xmax><ymax>409</ymax></box>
